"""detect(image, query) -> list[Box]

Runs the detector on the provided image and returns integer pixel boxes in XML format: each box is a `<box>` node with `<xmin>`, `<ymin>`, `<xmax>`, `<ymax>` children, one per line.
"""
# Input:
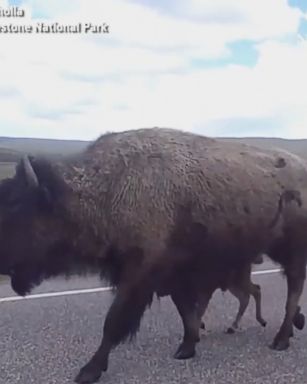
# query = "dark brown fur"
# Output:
<box><xmin>0</xmin><ymin>127</ymin><xmax>307</xmax><ymax>383</ymax></box>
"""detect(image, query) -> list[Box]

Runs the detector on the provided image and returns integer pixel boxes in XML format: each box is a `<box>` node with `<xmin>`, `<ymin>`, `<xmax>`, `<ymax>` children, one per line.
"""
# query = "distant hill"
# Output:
<box><xmin>0</xmin><ymin>135</ymin><xmax>306</xmax><ymax>159</ymax></box>
<box><xmin>0</xmin><ymin>134</ymin><xmax>306</xmax><ymax>180</ymax></box>
<box><xmin>0</xmin><ymin>137</ymin><xmax>88</xmax><ymax>180</ymax></box>
<box><xmin>0</xmin><ymin>137</ymin><xmax>88</xmax><ymax>160</ymax></box>
<box><xmin>0</xmin><ymin>147</ymin><xmax>23</xmax><ymax>162</ymax></box>
<box><xmin>221</xmin><ymin>137</ymin><xmax>307</xmax><ymax>160</ymax></box>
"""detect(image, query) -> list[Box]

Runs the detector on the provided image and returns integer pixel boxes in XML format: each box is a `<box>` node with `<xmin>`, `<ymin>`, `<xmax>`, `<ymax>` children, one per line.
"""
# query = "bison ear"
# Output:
<box><xmin>21</xmin><ymin>155</ymin><xmax>39</xmax><ymax>188</ymax></box>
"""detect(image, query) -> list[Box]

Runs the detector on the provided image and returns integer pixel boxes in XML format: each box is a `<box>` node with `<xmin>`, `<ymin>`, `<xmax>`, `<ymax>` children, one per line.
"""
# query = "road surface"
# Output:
<box><xmin>0</xmin><ymin>259</ymin><xmax>307</xmax><ymax>384</ymax></box>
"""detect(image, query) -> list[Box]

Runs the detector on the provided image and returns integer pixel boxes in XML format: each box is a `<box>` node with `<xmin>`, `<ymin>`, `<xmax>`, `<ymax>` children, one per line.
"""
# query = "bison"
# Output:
<box><xmin>0</xmin><ymin>127</ymin><xmax>307</xmax><ymax>384</ymax></box>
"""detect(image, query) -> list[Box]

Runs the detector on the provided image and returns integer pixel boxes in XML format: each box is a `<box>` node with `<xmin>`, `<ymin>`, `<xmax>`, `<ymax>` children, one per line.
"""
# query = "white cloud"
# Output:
<box><xmin>178</xmin><ymin>0</ymin><xmax>301</xmax><ymax>37</ymax></box>
<box><xmin>0</xmin><ymin>0</ymin><xmax>306</xmax><ymax>139</ymax></box>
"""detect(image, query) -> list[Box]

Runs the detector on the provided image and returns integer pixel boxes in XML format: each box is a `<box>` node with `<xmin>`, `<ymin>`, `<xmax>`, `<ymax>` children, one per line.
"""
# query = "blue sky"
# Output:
<box><xmin>289</xmin><ymin>0</ymin><xmax>307</xmax><ymax>12</ymax></box>
<box><xmin>1</xmin><ymin>0</ymin><xmax>307</xmax><ymax>139</ymax></box>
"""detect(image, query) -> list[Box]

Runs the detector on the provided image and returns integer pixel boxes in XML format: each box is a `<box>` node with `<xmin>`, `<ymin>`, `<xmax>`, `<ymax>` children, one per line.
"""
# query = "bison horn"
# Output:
<box><xmin>22</xmin><ymin>155</ymin><xmax>39</xmax><ymax>187</ymax></box>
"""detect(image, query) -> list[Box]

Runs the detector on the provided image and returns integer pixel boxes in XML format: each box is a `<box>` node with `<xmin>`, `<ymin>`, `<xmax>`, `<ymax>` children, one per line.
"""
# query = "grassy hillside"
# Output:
<box><xmin>0</xmin><ymin>137</ymin><xmax>88</xmax><ymax>180</ymax></box>
<box><xmin>0</xmin><ymin>147</ymin><xmax>23</xmax><ymax>162</ymax></box>
<box><xmin>0</xmin><ymin>135</ymin><xmax>306</xmax><ymax>158</ymax></box>
<box><xmin>0</xmin><ymin>134</ymin><xmax>306</xmax><ymax>181</ymax></box>
<box><xmin>0</xmin><ymin>162</ymin><xmax>16</xmax><ymax>179</ymax></box>
<box><xmin>0</xmin><ymin>137</ymin><xmax>87</xmax><ymax>158</ymax></box>
<box><xmin>221</xmin><ymin>137</ymin><xmax>307</xmax><ymax>160</ymax></box>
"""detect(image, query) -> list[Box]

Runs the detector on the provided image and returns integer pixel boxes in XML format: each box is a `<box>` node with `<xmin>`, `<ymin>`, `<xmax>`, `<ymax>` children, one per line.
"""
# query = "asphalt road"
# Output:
<box><xmin>1</xmin><ymin>260</ymin><xmax>307</xmax><ymax>384</ymax></box>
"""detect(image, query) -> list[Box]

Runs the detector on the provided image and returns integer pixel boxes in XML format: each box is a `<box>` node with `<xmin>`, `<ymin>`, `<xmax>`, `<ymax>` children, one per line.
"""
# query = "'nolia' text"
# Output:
<box><xmin>0</xmin><ymin>6</ymin><xmax>25</xmax><ymax>17</ymax></box>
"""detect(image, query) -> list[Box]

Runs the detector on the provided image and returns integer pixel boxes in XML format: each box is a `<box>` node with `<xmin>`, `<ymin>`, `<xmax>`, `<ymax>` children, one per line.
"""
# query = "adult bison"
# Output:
<box><xmin>0</xmin><ymin>127</ymin><xmax>307</xmax><ymax>384</ymax></box>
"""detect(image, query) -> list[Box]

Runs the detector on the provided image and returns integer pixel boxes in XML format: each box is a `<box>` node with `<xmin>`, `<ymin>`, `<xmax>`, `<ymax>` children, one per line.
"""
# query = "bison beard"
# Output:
<box><xmin>0</xmin><ymin>127</ymin><xmax>307</xmax><ymax>384</ymax></box>
<box><xmin>10</xmin><ymin>263</ymin><xmax>44</xmax><ymax>296</ymax></box>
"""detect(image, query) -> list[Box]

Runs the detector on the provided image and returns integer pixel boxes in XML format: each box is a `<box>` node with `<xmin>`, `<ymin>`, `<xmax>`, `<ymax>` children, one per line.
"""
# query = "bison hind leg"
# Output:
<box><xmin>270</xmin><ymin>261</ymin><xmax>306</xmax><ymax>351</ymax></box>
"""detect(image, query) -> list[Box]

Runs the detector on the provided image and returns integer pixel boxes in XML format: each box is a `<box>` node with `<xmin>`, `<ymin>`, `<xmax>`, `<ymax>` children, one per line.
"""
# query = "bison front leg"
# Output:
<box><xmin>171</xmin><ymin>290</ymin><xmax>203</xmax><ymax>360</ymax></box>
<box><xmin>75</xmin><ymin>283</ymin><xmax>153</xmax><ymax>384</ymax></box>
<box><xmin>271</xmin><ymin>262</ymin><xmax>306</xmax><ymax>351</ymax></box>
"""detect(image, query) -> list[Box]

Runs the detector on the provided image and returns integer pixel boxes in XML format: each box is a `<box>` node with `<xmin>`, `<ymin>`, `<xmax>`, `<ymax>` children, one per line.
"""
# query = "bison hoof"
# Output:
<box><xmin>226</xmin><ymin>327</ymin><xmax>236</xmax><ymax>334</ymax></box>
<box><xmin>174</xmin><ymin>343</ymin><xmax>196</xmax><ymax>360</ymax></box>
<box><xmin>293</xmin><ymin>312</ymin><xmax>305</xmax><ymax>330</ymax></box>
<box><xmin>75</xmin><ymin>363</ymin><xmax>104</xmax><ymax>384</ymax></box>
<box><xmin>200</xmin><ymin>321</ymin><xmax>205</xmax><ymax>330</ymax></box>
<box><xmin>270</xmin><ymin>337</ymin><xmax>290</xmax><ymax>351</ymax></box>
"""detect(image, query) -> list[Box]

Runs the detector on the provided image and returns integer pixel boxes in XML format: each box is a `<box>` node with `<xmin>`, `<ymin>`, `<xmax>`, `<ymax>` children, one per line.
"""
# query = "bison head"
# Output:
<box><xmin>0</xmin><ymin>155</ymin><xmax>75</xmax><ymax>296</ymax></box>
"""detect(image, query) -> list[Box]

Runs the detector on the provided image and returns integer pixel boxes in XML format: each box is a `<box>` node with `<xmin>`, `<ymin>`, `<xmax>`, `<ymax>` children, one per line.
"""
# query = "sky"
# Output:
<box><xmin>0</xmin><ymin>0</ymin><xmax>307</xmax><ymax>140</ymax></box>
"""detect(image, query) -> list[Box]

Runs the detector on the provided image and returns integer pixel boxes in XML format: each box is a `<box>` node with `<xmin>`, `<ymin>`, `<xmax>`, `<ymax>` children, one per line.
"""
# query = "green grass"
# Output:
<box><xmin>0</xmin><ymin>275</ymin><xmax>8</xmax><ymax>282</ymax></box>
<box><xmin>0</xmin><ymin>162</ymin><xmax>16</xmax><ymax>180</ymax></box>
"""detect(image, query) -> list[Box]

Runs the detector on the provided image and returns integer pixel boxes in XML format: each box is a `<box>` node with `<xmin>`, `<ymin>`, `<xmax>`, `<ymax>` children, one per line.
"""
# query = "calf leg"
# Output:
<box><xmin>250</xmin><ymin>283</ymin><xmax>267</xmax><ymax>327</ymax></box>
<box><xmin>197</xmin><ymin>289</ymin><xmax>214</xmax><ymax>331</ymax></box>
<box><xmin>171</xmin><ymin>289</ymin><xmax>202</xmax><ymax>360</ymax></box>
<box><xmin>271</xmin><ymin>261</ymin><xmax>306</xmax><ymax>351</ymax></box>
<box><xmin>226</xmin><ymin>286</ymin><xmax>250</xmax><ymax>333</ymax></box>
<box><xmin>75</xmin><ymin>282</ymin><xmax>153</xmax><ymax>384</ymax></box>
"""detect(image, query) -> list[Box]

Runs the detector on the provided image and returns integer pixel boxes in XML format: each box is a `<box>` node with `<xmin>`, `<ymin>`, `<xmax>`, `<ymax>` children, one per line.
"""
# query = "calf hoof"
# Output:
<box><xmin>260</xmin><ymin>319</ymin><xmax>267</xmax><ymax>327</ymax></box>
<box><xmin>293</xmin><ymin>312</ymin><xmax>305</xmax><ymax>330</ymax></box>
<box><xmin>226</xmin><ymin>327</ymin><xmax>235</xmax><ymax>334</ymax></box>
<box><xmin>75</xmin><ymin>363</ymin><xmax>105</xmax><ymax>384</ymax></box>
<box><xmin>174</xmin><ymin>342</ymin><xmax>196</xmax><ymax>360</ymax></box>
<box><xmin>200</xmin><ymin>321</ymin><xmax>205</xmax><ymax>330</ymax></box>
<box><xmin>270</xmin><ymin>337</ymin><xmax>290</xmax><ymax>351</ymax></box>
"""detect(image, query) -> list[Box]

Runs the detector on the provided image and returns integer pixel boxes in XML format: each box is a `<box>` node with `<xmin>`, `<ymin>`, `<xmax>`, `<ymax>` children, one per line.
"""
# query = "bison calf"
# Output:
<box><xmin>199</xmin><ymin>256</ymin><xmax>266</xmax><ymax>334</ymax></box>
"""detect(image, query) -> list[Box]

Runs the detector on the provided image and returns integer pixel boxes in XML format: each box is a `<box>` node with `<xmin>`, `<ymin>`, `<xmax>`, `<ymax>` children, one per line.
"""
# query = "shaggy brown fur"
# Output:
<box><xmin>0</xmin><ymin>127</ymin><xmax>307</xmax><ymax>384</ymax></box>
